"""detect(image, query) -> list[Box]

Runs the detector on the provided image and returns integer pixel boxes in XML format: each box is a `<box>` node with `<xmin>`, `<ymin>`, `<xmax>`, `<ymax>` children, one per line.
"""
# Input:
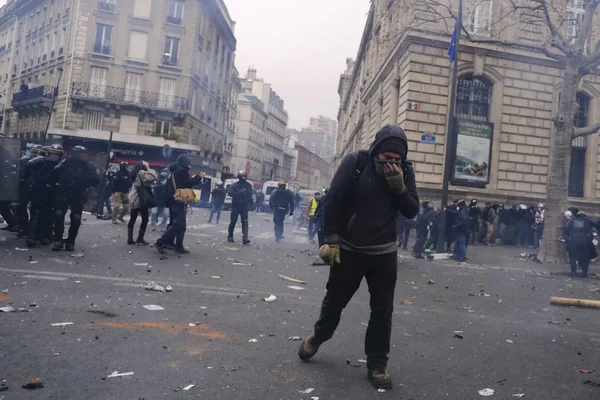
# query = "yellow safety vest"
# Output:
<box><xmin>308</xmin><ymin>198</ymin><xmax>318</xmax><ymax>217</ymax></box>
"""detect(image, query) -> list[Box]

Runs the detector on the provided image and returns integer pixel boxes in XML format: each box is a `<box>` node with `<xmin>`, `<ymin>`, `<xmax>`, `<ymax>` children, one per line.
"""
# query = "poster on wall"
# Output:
<box><xmin>451</xmin><ymin>118</ymin><xmax>493</xmax><ymax>188</ymax></box>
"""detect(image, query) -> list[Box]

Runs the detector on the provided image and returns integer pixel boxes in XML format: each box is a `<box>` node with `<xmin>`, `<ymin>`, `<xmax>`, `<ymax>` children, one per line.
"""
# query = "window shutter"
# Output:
<box><xmin>133</xmin><ymin>0</ymin><xmax>151</xmax><ymax>19</ymax></box>
<box><xmin>128</xmin><ymin>31</ymin><xmax>147</xmax><ymax>60</ymax></box>
<box><xmin>119</xmin><ymin>115</ymin><xmax>139</xmax><ymax>135</ymax></box>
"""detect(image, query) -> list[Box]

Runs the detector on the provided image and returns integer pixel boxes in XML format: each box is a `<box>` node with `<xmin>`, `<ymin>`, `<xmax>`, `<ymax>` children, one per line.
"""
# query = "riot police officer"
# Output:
<box><xmin>566</xmin><ymin>211</ymin><xmax>594</xmax><ymax>278</ymax></box>
<box><xmin>269</xmin><ymin>181</ymin><xmax>294</xmax><ymax>242</ymax></box>
<box><xmin>227</xmin><ymin>170</ymin><xmax>253</xmax><ymax>244</ymax></box>
<box><xmin>52</xmin><ymin>145</ymin><xmax>99</xmax><ymax>251</ymax></box>
<box><xmin>413</xmin><ymin>199</ymin><xmax>433</xmax><ymax>259</ymax></box>
<box><xmin>26</xmin><ymin>144</ymin><xmax>64</xmax><ymax>247</ymax></box>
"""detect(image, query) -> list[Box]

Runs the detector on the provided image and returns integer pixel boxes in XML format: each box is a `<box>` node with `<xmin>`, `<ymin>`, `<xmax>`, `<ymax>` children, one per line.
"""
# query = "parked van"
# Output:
<box><xmin>223</xmin><ymin>178</ymin><xmax>237</xmax><ymax>210</ymax></box>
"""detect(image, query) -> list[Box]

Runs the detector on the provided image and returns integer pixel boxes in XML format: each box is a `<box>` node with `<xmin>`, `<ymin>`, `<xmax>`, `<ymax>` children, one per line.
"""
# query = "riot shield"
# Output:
<box><xmin>0</xmin><ymin>137</ymin><xmax>21</xmax><ymax>201</ymax></box>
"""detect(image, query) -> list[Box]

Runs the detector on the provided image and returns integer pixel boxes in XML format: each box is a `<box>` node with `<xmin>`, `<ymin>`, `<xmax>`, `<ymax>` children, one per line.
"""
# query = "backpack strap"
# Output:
<box><xmin>353</xmin><ymin>150</ymin><xmax>369</xmax><ymax>181</ymax></box>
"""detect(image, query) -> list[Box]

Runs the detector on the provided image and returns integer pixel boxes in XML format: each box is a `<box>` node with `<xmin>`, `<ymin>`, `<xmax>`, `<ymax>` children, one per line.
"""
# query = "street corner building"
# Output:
<box><xmin>0</xmin><ymin>0</ymin><xmax>240</xmax><ymax>179</ymax></box>
<box><xmin>335</xmin><ymin>0</ymin><xmax>600</xmax><ymax>208</ymax></box>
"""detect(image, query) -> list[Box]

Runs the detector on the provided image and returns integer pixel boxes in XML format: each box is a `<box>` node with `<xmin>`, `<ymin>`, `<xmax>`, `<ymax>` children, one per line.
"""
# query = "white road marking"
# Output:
<box><xmin>22</xmin><ymin>274</ymin><xmax>68</xmax><ymax>281</ymax></box>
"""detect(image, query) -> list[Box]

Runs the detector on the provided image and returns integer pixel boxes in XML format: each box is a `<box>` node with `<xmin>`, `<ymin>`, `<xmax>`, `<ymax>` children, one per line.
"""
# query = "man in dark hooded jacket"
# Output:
<box><xmin>269</xmin><ymin>181</ymin><xmax>294</xmax><ymax>242</ymax></box>
<box><xmin>227</xmin><ymin>170</ymin><xmax>254</xmax><ymax>244</ymax></box>
<box><xmin>298</xmin><ymin>125</ymin><xmax>419</xmax><ymax>390</ymax></box>
<box><xmin>453</xmin><ymin>199</ymin><xmax>469</xmax><ymax>262</ymax></box>
<box><xmin>155</xmin><ymin>154</ymin><xmax>202</xmax><ymax>254</ymax></box>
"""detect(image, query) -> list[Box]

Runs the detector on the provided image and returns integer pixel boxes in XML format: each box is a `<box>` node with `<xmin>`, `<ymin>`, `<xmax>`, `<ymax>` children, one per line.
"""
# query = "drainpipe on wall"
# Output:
<box><xmin>62</xmin><ymin>0</ymin><xmax>81</xmax><ymax>130</ymax></box>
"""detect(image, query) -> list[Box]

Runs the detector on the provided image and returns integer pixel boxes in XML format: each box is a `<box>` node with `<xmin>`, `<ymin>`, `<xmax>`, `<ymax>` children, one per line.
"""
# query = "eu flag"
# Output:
<box><xmin>448</xmin><ymin>20</ymin><xmax>459</xmax><ymax>62</ymax></box>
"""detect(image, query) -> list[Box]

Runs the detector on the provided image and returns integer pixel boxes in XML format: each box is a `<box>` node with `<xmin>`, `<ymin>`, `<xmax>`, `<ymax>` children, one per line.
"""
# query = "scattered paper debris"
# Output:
<box><xmin>211</xmin><ymin>276</ymin><xmax>221</xmax><ymax>279</ymax></box>
<box><xmin>223</xmin><ymin>247</ymin><xmax>239</xmax><ymax>251</ymax></box>
<box><xmin>182</xmin><ymin>384</ymin><xmax>195</xmax><ymax>391</ymax></box>
<box><xmin>74</xmin><ymin>281</ymin><xmax>81</xmax><ymax>284</ymax></box>
<box><xmin>54</xmin><ymin>352</ymin><xmax>61</xmax><ymax>356</ymax></box>
<box><xmin>51</xmin><ymin>322</ymin><xmax>73</xmax><ymax>327</ymax></box>
<box><xmin>145</xmin><ymin>282</ymin><xmax>171</xmax><ymax>292</ymax></box>
<box><xmin>278</xmin><ymin>274</ymin><xmax>306</xmax><ymax>284</ymax></box>
<box><xmin>402</xmin><ymin>299</ymin><xmax>414</xmax><ymax>305</ymax></box>
<box><xmin>478</xmin><ymin>388</ymin><xmax>495</xmax><ymax>396</ymax></box>
<box><xmin>188</xmin><ymin>322</ymin><xmax>202</xmax><ymax>327</ymax></box>
<box><xmin>506</xmin><ymin>339</ymin><xmax>514</xmax><ymax>344</ymax></box>
<box><xmin>513</xmin><ymin>395</ymin><xmax>525</xmax><ymax>398</ymax></box>
<box><xmin>107</xmin><ymin>371</ymin><xmax>134</xmax><ymax>378</ymax></box>
<box><xmin>142</xmin><ymin>305</ymin><xmax>164</xmax><ymax>311</ymax></box>
<box><xmin>15</xmin><ymin>247</ymin><xmax>28</xmax><ymax>251</ymax></box>
<box><xmin>70</xmin><ymin>252</ymin><xmax>84</xmax><ymax>258</ymax></box>
<box><xmin>134</xmin><ymin>263</ymin><xmax>148</xmax><ymax>266</ymax></box>
<box><xmin>0</xmin><ymin>306</ymin><xmax>15</xmax><ymax>312</ymax></box>
<box><xmin>288</xmin><ymin>336</ymin><xmax>302</xmax><ymax>341</ymax></box>
<box><xmin>377</xmin><ymin>388</ymin><xmax>387</xmax><ymax>393</ymax></box>
<box><xmin>299</xmin><ymin>388</ymin><xmax>314</xmax><ymax>394</ymax></box>
<box><xmin>580</xmin><ymin>369</ymin><xmax>593</xmax><ymax>374</ymax></box>
<box><xmin>288</xmin><ymin>285</ymin><xmax>305</xmax><ymax>291</ymax></box>
<box><xmin>232</xmin><ymin>262</ymin><xmax>252</xmax><ymax>266</ymax></box>
<box><xmin>29</xmin><ymin>260</ymin><xmax>39</xmax><ymax>264</ymax></box>
<box><xmin>357</xmin><ymin>359</ymin><xmax>367</xmax><ymax>363</ymax></box>
<box><xmin>248</xmin><ymin>338</ymin><xmax>258</xmax><ymax>343</ymax></box>
<box><xmin>263</xmin><ymin>294</ymin><xmax>277</xmax><ymax>302</ymax></box>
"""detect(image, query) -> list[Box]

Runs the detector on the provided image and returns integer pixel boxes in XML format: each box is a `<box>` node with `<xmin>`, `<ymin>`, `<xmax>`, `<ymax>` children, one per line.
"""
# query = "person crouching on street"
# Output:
<box><xmin>298</xmin><ymin>125</ymin><xmax>419</xmax><ymax>390</ymax></box>
<box><xmin>127</xmin><ymin>161</ymin><xmax>157</xmax><ymax>245</ymax></box>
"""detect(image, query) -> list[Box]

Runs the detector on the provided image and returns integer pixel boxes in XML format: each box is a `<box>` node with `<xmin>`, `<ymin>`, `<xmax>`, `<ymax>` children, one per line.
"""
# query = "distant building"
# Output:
<box><xmin>287</xmin><ymin>137</ymin><xmax>331</xmax><ymax>190</ymax></box>
<box><xmin>309</xmin><ymin>115</ymin><xmax>337</xmax><ymax>141</ymax></box>
<box><xmin>231</xmin><ymin>93</ymin><xmax>266</xmax><ymax>180</ymax></box>
<box><xmin>239</xmin><ymin>68</ymin><xmax>288</xmax><ymax>181</ymax></box>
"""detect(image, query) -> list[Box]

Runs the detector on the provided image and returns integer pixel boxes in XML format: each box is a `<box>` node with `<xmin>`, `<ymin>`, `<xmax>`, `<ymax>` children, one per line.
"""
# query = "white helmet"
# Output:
<box><xmin>537</xmin><ymin>203</ymin><xmax>544</xmax><ymax>208</ymax></box>
<box><xmin>519</xmin><ymin>204</ymin><xmax>527</xmax><ymax>210</ymax></box>
<box><xmin>564</xmin><ymin>211</ymin><xmax>572</xmax><ymax>218</ymax></box>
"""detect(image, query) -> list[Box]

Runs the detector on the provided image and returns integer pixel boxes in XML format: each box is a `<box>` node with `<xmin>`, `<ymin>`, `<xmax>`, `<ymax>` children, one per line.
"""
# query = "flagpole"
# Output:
<box><xmin>436</xmin><ymin>0</ymin><xmax>462</xmax><ymax>254</ymax></box>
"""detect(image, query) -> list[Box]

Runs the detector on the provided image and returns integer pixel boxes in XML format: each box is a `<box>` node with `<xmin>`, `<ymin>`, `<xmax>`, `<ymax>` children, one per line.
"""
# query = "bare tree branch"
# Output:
<box><xmin>576</xmin><ymin>0</ymin><xmax>600</xmax><ymax>51</ymax></box>
<box><xmin>533</xmin><ymin>0</ymin><xmax>569</xmax><ymax>54</ymax></box>
<box><xmin>574</xmin><ymin>122</ymin><xmax>600</xmax><ymax>137</ymax></box>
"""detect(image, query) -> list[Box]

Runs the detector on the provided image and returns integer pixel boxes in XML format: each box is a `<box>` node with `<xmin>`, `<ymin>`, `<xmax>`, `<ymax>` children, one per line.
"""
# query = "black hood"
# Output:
<box><xmin>367</xmin><ymin>125</ymin><xmax>409</xmax><ymax>159</ymax></box>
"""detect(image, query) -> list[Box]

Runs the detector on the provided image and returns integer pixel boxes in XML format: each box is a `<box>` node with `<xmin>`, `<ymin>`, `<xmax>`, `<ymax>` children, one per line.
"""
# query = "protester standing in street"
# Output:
<box><xmin>533</xmin><ymin>203</ymin><xmax>545</xmax><ymax>249</ymax></box>
<box><xmin>298</xmin><ymin>125</ymin><xmax>419</xmax><ymax>390</ymax></box>
<box><xmin>208</xmin><ymin>183</ymin><xmax>226</xmax><ymax>224</ymax></box>
<box><xmin>112</xmin><ymin>162</ymin><xmax>131</xmax><ymax>224</ymax></box>
<box><xmin>150</xmin><ymin>172</ymin><xmax>169</xmax><ymax>231</ymax></box>
<box><xmin>566</xmin><ymin>211</ymin><xmax>593</xmax><ymax>278</ymax></box>
<box><xmin>227</xmin><ymin>170</ymin><xmax>253</xmax><ymax>244</ymax></box>
<box><xmin>306</xmin><ymin>192</ymin><xmax>321</xmax><ymax>244</ymax></box>
<box><xmin>412</xmin><ymin>199</ymin><xmax>432</xmax><ymax>259</ymax></box>
<box><xmin>96</xmin><ymin>168</ymin><xmax>114</xmax><ymax>219</ymax></box>
<box><xmin>269</xmin><ymin>181</ymin><xmax>294</xmax><ymax>242</ymax></box>
<box><xmin>469</xmin><ymin>199</ymin><xmax>481</xmax><ymax>245</ymax></box>
<box><xmin>446</xmin><ymin>200</ymin><xmax>459</xmax><ymax>252</ymax></box>
<box><xmin>155</xmin><ymin>154</ymin><xmax>202</xmax><ymax>254</ymax></box>
<box><xmin>255</xmin><ymin>190</ymin><xmax>265</xmax><ymax>213</ymax></box>
<box><xmin>127</xmin><ymin>161</ymin><xmax>157</xmax><ymax>245</ymax></box>
<box><xmin>453</xmin><ymin>199</ymin><xmax>469</xmax><ymax>262</ymax></box>
<box><xmin>52</xmin><ymin>146</ymin><xmax>99</xmax><ymax>252</ymax></box>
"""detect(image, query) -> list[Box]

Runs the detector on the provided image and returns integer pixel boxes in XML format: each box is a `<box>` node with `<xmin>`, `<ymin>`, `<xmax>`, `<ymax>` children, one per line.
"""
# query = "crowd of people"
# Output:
<box><xmin>0</xmin><ymin>144</ymin><xmax>99</xmax><ymax>251</ymax></box>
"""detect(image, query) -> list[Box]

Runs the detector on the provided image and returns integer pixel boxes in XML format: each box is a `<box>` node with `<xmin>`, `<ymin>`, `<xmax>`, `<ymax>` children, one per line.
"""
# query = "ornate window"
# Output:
<box><xmin>568</xmin><ymin>92</ymin><xmax>590</xmax><ymax>197</ymax></box>
<box><xmin>456</xmin><ymin>75</ymin><xmax>492</xmax><ymax>121</ymax></box>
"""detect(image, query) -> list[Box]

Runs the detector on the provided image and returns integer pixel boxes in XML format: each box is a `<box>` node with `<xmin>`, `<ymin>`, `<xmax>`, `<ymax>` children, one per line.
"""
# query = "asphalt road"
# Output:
<box><xmin>1</xmin><ymin>209</ymin><xmax>600</xmax><ymax>399</ymax></box>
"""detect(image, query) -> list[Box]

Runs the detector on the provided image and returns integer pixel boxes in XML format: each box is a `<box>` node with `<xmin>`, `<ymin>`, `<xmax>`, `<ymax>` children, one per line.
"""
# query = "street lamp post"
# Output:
<box><xmin>42</xmin><ymin>67</ymin><xmax>63</xmax><ymax>145</ymax></box>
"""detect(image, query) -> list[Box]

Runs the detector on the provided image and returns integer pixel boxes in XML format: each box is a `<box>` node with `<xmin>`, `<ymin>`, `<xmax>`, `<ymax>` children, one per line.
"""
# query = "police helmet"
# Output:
<box><xmin>564</xmin><ymin>211</ymin><xmax>572</xmax><ymax>218</ymax></box>
<box><xmin>457</xmin><ymin>199</ymin><xmax>466</xmax><ymax>208</ymax></box>
<box><xmin>278</xmin><ymin>180</ymin><xmax>287</xmax><ymax>188</ymax></box>
<box><xmin>72</xmin><ymin>145</ymin><xmax>87</xmax><ymax>152</ymax></box>
<box><xmin>120</xmin><ymin>161</ymin><xmax>129</xmax><ymax>168</ymax></box>
<box><xmin>323</xmin><ymin>186</ymin><xmax>330</xmax><ymax>195</ymax></box>
<box><xmin>47</xmin><ymin>144</ymin><xmax>64</xmax><ymax>155</ymax></box>
<box><xmin>237</xmin><ymin>170</ymin><xmax>248</xmax><ymax>179</ymax></box>
<box><xmin>39</xmin><ymin>146</ymin><xmax>49</xmax><ymax>156</ymax></box>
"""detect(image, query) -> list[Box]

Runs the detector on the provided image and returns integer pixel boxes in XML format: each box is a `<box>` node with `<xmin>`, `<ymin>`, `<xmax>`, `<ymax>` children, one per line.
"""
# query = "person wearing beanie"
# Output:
<box><xmin>298</xmin><ymin>125</ymin><xmax>419</xmax><ymax>390</ymax></box>
<box><xmin>154</xmin><ymin>153</ymin><xmax>202</xmax><ymax>254</ymax></box>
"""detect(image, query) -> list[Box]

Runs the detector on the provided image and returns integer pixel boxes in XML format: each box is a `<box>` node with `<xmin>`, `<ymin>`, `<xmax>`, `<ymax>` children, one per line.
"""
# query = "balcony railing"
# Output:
<box><xmin>12</xmin><ymin>85</ymin><xmax>55</xmax><ymax>106</ymax></box>
<box><xmin>71</xmin><ymin>81</ymin><xmax>188</xmax><ymax>112</ymax></box>
<box><xmin>166</xmin><ymin>15</ymin><xmax>182</xmax><ymax>25</ymax></box>
<box><xmin>98</xmin><ymin>1</ymin><xmax>116</xmax><ymax>12</ymax></box>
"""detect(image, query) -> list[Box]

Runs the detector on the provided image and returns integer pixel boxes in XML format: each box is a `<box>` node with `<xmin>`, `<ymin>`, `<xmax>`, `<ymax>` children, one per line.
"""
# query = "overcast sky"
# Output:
<box><xmin>226</xmin><ymin>0</ymin><xmax>370</xmax><ymax>129</ymax></box>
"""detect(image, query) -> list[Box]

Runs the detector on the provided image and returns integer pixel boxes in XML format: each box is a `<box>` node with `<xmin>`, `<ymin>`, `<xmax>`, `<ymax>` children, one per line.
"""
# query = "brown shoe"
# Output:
<box><xmin>298</xmin><ymin>335</ymin><xmax>320</xmax><ymax>361</ymax></box>
<box><xmin>368</xmin><ymin>368</ymin><xmax>393</xmax><ymax>390</ymax></box>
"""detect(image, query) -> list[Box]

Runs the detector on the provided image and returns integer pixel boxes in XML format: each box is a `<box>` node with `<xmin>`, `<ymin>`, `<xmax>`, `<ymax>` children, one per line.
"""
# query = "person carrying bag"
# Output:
<box><xmin>127</xmin><ymin>161</ymin><xmax>157</xmax><ymax>245</ymax></box>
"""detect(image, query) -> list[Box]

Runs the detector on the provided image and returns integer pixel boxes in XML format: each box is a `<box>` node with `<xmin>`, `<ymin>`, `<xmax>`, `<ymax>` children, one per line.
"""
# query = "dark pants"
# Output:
<box><xmin>158</xmin><ymin>203</ymin><xmax>186</xmax><ymax>248</ymax></box>
<box><xmin>96</xmin><ymin>190</ymin><xmax>112</xmax><ymax>215</ymax></box>
<box><xmin>517</xmin><ymin>223</ymin><xmax>529</xmax><ymax>246</ymax></box>
<box><xmin>317</xmin><ymin>229</ymin><xmax>325</xmax><ymax>248</ymax></box>
<box><xmin>313</xmin><ymin>249</ymin><xmax>397</xmax><ymax>369</ymax></box>
<box><xmin>454</xmin><ymin>234</ymin><xmax>467</xmax><ymax>261</ymax></box>
<box><xmin>16</xmin><ymin>188</ymin><xmax>30</xmax><ymax>232</ymax></box>
<box><xmin>0</xmin><ymin>200</ymin><xmax>17</xmax><ymax>227</ymax></box>
<box><xmin>470</xmin><ymin>221</ymin><xmax>478</xmax><ymax>245</ymax></box>
<box><xmin>53</xmin><ymin>194</ymin><xmax>85</xmax><ymax>244</ymax></box>
<box><xmin>208</xmin><ymin>203</ymin><xmax>223</xmax><ymax>224</ymax></box>
<box><xmin>446</xmin><ymin>230</ymin><xmax>456</xmax><ymax>252</ymax></box>
<box><xmin>228</xmin><ymin>204</ymin><xmax>249</xmax><ymax>240</ymax></box>
<box><xmin>398</xmin><ymin>224</ymin><xmax>411</xmax><ymax>249</ymax></box>
<box><xmin>273</xmin><ymin>207</ymin><xmax>287</xmax><ymax>239</ymax></box>
<box><xmin>425</xmin><ymin>227</ymin><xmax>438</xmax><ymax>250</ymax></box>
<box><xmin>308</xmin><ymin>216</ymin><xmax>316</xmax><ymax>240</ymax></box>
<box><xmin>129</xmin><ymin>208</ymin><xmax>149</xmax><ymax>239</ymax></box>
<box><xmin>413</xmin><ymin>227</ymin><xmax>427</xmax><ymax>256</ymax></box>
<box><xmin>569</xmin><ymin>243</ymin><xmax>590</xmax><ymax>276</ymax></box>
<box><xmin>28</xmin><ymin>193</ymin><xmax>54</xmax><ymax>240</ymax></box>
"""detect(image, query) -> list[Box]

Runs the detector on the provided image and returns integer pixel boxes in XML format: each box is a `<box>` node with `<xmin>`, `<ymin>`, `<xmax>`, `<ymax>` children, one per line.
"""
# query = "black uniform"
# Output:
<box><xmin>566</xmin><ymin>214</ymin><xmax>593</xmax><ymax>278</ymax></box>
<box><xmin>413</xmin><ymin>202</ymin><xmax>432</xmax><ymax>258</ymax></box>
<box><xmin>16</xmin><ymin>156</ymin><xmax>32</xmax><ymax>234</ymax></box>
<box><xmin>469</xmin><ymin>202</ymin><xmax>481</xmax><ymax>245</ymax></box>
<box><xmin>269</xmin><ymin>186</ymin><xmax>294</xmax><ymax>241</ymax></box>
<box><xmin>425</xmin><ymin>210</ymin><xmax>441</xmax><ymax>250</ymax></box>
<box><xmin>227</xmin><ymin>179</ymin><xmax>253</xmax><ymax>242</ymax></box>
<box><xmin>315</xmin><ymin>193</ymin><xmax>327</xmax><ymax>247</ymax></box>
<box><xmin>52</xmin><ymin>157</ymin><xmax>99</xmax><ymax>249</ymax></box>
<box><xmin>26</xmin><ymin>156</ymin><xmax>59</xmax><ymax>245</ymax></box>
<box><xmin>446</xmin><ymin>205</ymin><xmax>458</xmax><ymax>252</ymax></box>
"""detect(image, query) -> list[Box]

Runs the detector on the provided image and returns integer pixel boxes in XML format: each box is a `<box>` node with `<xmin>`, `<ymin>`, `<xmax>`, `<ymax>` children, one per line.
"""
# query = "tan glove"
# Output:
<box><xmin>319</xmin><ymin>244</ymin><xmax>341</xmax><ymax>267</ymax></box>
<box><xmin>384</xmin><ymin>163</ymin><xmax>406</xmax><ymax>194</ymax></box>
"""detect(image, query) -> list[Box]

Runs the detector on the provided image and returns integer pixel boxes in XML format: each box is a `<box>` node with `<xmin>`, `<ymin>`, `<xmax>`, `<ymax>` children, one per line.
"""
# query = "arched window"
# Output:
<box><xmin>456</xmin><ymin>75</ymin><xmax>492</xmax><ymax>121</ymax></box>
<box><xmin>569</xmin><ymin>92</ymin><xmax>590</xmax><ymax>197</ymax></box>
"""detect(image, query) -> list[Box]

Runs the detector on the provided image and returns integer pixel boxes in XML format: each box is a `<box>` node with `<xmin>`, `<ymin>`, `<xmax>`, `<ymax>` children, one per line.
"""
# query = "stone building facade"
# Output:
<box><xmin>231</xmin><ymin>92</ymin><xmax>266</xmax><ymax>180</ymax></box>
<box><xmin>0</xmin><ymin>0</ymin><xmax>237</xmax><ymax>177</ymax></box>
<box><xmin>335</xmin><ymin>0</ymin><xmax>600</xmax><ymax>206</ymax></box>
